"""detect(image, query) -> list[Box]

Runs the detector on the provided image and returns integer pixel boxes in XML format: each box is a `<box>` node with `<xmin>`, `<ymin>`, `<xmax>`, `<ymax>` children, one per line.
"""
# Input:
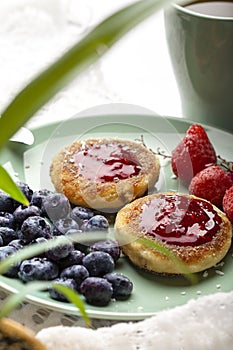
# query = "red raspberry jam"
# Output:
<box><xmin>74</xmin><ymin>142</ymin><xmax>141</xmax><ymax>182</ymax></box>
<box><xmin>139</xmin><ymin>194</ymin><xmax>222</xmax><ymax>246</ymax></box>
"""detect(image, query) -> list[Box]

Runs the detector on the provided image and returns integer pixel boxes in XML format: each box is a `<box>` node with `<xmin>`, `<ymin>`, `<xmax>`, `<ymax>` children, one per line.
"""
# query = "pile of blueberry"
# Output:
<box><xmin>0</xmin><ymin>182</ymin><xmax>133</xmax><ymax>307</ymax></box>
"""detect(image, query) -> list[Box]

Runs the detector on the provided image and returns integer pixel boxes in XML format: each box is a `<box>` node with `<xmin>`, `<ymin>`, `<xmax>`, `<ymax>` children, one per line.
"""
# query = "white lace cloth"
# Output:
<box><xmin>36</xmin><ymin>292</ymin><xmax>233</xmax><ymax>350</ymax></box>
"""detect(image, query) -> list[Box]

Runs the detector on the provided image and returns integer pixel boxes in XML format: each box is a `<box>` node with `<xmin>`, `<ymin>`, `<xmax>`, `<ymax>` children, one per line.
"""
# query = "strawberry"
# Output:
<box><xmin>189</xmin><ymin>165</ymin><xmax>233</xmax><ymax>208</ymax></box>
<box><xmin>171</xmin><ymin>124</ymin><xmax>217</xmax><ymax>185</ymax></box>
<box><xmin>223</xmin><ymin>186</ymin><xmax>233</xmax><ymax>223</ymax></box>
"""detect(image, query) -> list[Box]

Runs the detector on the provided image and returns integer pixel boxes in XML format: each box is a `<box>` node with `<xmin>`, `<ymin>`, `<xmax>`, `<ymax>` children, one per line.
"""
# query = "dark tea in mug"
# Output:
<box><xmin>184</xmin><ymin>1</ymin><xmax>233</xmax><ymax>17</ymax></box>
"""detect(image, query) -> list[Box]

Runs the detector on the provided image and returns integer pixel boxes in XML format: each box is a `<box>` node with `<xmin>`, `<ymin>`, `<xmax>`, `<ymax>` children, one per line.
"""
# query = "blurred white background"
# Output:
<box><xmin>0</xmin><ymin>0</ymin><xmax>181</xmax><ymax>127</ymax></box>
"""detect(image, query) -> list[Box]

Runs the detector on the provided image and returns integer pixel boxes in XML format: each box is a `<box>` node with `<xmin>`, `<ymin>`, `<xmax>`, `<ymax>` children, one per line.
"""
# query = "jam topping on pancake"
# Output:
<box><xmin>140</xmin><ymin>194</ymin><xmax>222</xmax><ymax>246</ymax></box>
<box><xmin>74</xmin><ymin>142</ymin><xmax>141</xmax><ymax>183</ymax></box>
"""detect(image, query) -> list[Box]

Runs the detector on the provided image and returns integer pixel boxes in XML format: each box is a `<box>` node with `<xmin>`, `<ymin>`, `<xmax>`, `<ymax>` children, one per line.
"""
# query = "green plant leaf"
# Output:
<box><xmin>138</xmin><ymin>237</ymin><xmax>199</xmax><ymax>284</ymax></box>
<box><xmin>52</xmin><ymin>284</ymin><xmax>91</xmax><ymax>327</ymax></box>
<box><xmin>0</xmin><ymin>165</ymin><xmax>29</xmax><ymax>205</ymax></box>
<box><xmin>0</xmin><ymin>229</ymin><xmax>198</xmax><ymax>285</ymax></box>
<box><xmin>0</xmin><ymin>232</ymin><xmax>107</xmax><ymax>275</ymax></box>
<box><xmin>0</xmin><ymin>0</ymin><xmax>174</xmax><ymax>151</ymax></box>
<box><xmin>0</xmin><ymin>232</ymin><xmax>107</xmax><ymax>322</ymax></box>
<box><xmin>0</xmin><ymin>231</ymin><xmax>197</xmax><ymax>321</ymax></box>
<box><xmin>0</xmin><ymin>280</ymin><xmax>91</xmax><ymax>326</ymax></box>
<box><xmin>0</xmin><ymin>232</ymin><xmax>105</xmax><ymax>321</ymax></box>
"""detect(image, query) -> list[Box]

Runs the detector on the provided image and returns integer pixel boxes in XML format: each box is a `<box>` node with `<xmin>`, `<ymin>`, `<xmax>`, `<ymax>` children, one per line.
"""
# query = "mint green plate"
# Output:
<box><xmin>0</xmin><ymin>114</ymin><xmax>232</xmax><ymax>320</ymax></box>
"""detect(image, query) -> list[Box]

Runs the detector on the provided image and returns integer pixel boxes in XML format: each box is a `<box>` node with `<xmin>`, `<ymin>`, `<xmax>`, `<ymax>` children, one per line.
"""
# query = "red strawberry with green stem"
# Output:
<box><xmin>171</xmin><ymin>124</ymin><xmax>217</xmax><ymax>185</ymax></box>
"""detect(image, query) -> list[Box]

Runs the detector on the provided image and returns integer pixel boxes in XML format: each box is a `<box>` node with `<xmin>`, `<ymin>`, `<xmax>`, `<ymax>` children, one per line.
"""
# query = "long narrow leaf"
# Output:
<box><xmin>0</xmin><ymin>280</ymin><xmax>91</xmax><ymax>325</ymax></box>
<box><xmin>0</xmin><ymin>0</ymin><xmax>174</xmax><ymax>150</ymax></box>
<box><xmin>52</xmin><ymin>284</ymin><xmax>91</xmax><ymax>327</ymax></box>
<box><xmin>138</xmin><ymin>237</ymin><xmax>199</xmax><ymax>284</ymax></box>
<box><xmin>0</xmin><ymin>165</ymin><xmax>29</xmax><ymax>205</ymax></box>
<box><xmin>0</xmin><ymin>230</ymin><xmax>198</xmax><ymax>284</ymax></box>
<box><xmin>0</xmin><ymin>232</ymin><xmax>107</xmax><ymax>275</ymax></box>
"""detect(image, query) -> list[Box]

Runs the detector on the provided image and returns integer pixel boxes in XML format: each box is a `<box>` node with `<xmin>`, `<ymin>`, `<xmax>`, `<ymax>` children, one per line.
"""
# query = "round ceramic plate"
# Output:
<box><xmin>0</xmin><ymin>114</ymin><xmax>232</xmax><ymax>320</ymax></box>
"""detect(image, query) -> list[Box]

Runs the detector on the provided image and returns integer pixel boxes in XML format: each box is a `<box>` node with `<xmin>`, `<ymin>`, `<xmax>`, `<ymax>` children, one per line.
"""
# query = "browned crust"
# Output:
<box><xmin>50</xmin><ymin>138</ymin><xmax>160</xmax><ymax>211</ymax></box>
<box><xmin>114</xmin><ymin>192</ymin><xmax>232</xmax><ymax>274</ymax></box>
<box><xmin>0</xmin><ymin>318</ymin><xmax>47</xmax><ymax>350</ymax></box>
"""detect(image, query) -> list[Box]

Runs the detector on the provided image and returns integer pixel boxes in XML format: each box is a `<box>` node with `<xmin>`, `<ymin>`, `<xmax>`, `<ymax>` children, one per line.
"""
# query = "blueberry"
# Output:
<box><xmin>8</xmin><ymin>239</ymin><xmax>25</xmax><ymax>250</ymax></box>
<box><xmin>18</xmin><ymin>257</ymin><xmax>59</xmax><ymax>282</ymax></box>
<box><xmin>31</xmin><ymin>237</ymin><xmax>49</xmax><ymax>257</ymax></box>
<box><xmin>15</xmin><ymin>181</ymin><xmax>33</xmax><ymax>202</ymax></box>
<box><xmin>104</xmin><ymin>272</ymin><xmax>133</xmax><ymax>300</ymax></box>
<box><xmin>42</xmin><ymin>193</ymin><xmax>71</xmax><ymax>222</ymax></box>
<box><xmin>0</xmin><ymin>212</ymin><xmax>15</xmax><ymax>229</ymax></box>
<box><xmin>32</xmin><ymin>237</ymin><xmax>48</xmax><ymax>245</ymax></box>
<box><xmin>52</xmin><ymin>225</ymin><xmax>63</xmax><ymax>236</ymax></box>
<box><xmin>49</xmin><ymin>277</ymin><xmax>77</xmax><ymax>302</ymax></box>
<box><xmin>79</xmin><ymin>220</ymin><xmax>89</xmax><ymax>233</ymax></box>
<box><xmin>0</xmin><ymin>246</ymin><xmax>20</xmax><ymax>278</ymax></box>
<box><xmin>82</xmin><ymin>251</ymin><xmax>115</xmax><ymax>277</ymax></box>
<box><xmin>53</xmin><ymin>217</ymin><xmax>80</xmax><ymax>235</ymax></box>
<box><xmin>90</xmin><ymin>240</ymin><xmax>121</xmax><ymax>263</ymax></box>
<box><xmin>0</xmin><ymin>190</ymin><xmax>16</xmax><ymax>213</ymax></box>
<box><xmin>45</xmin><ymin>237</ymin><xmax>74</xmax><ymax>261</ymax></box>
<box><xmin>57</xmin><ymin>249</ymin><xmax>85</xmax><ymax>269</ymax></box>
<box><xmin>61</xmin><ymin>265</ymin><xmax>89</xmax><ymax>291</ymax></box>
<box><xmin>13</xmin><ymin>205</ymin><xmax>41</xmax><ymax>227</ymax></box>
<box><xmin>80</xmin><ymin>277</ymin><xmax>113</xmax><ymax>306</ymax></box>
<box><xmin>0</xmin><ymin>227</ymin><xmax>18</xmax><ymax>245</ymax></box>
<box><xmin>82</xmin><ymin>215</ymin><xmax>109</xmax><ymax>232</ymax></box>
<box><xmin>31</xmin><ymin>189</ymin><xmax>54</xmax><ymax>209</ymax></box>
<box><xmin>59</xmin><ymin>228</ymin><xmax>88</xmax><ymax>252</ymax></box>
<box><xmin>20</xmin><ymin>216</ymin><xmax>51</xmax><ymax>242</ymax></box>
<box><xmin>70</xmin><ymin>206</ymin><xmax>94</xmax><ymax>225</ymax></box>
